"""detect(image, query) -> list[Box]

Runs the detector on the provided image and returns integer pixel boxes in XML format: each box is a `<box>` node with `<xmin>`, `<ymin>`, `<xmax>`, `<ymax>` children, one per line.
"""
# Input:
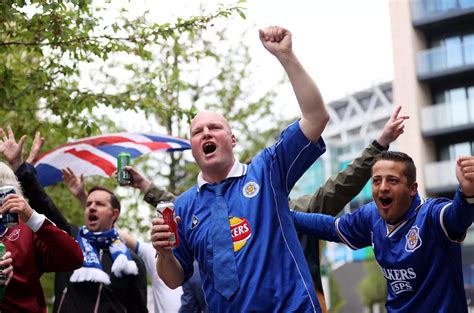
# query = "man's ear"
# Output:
<box><xmin>112</xmin><ymin>208</ymin><xmax>120</xmax><ymax>224</ymax></box>
<box><xmin>231</xmin><ymin>134</ymin><xmax>237</xmax><ymax>148</ymax></box>
<box><xmin>410</xmin><ymin>182</ymin><xmax>418</xmax><ymax>197</ymax></box>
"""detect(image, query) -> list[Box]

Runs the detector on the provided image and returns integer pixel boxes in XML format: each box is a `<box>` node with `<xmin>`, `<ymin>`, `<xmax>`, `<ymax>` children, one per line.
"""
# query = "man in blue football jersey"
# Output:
<box><xmin>151</xmin><ymin>25</ymin><xmax>329</xmax><ymax>312</ymax></box>
<box><xmin>292</xmin><ymin>151</ymin><xmax>474</xmax><ymax>312</ymax></box>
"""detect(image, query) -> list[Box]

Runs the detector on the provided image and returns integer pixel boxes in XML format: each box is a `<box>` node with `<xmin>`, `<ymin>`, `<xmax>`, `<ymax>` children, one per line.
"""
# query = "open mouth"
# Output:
<box><xmin>89</xmin><ymin>215</ymin><xmax>98</xmax><ymax>223</ymax></box>
<box><xmin>203</xmin><ymin>142</ymin><xmax>216</xmax><ymax>155</ymax></box>
<box><xmin>379</xmin><ymin>197</ymin><xmax>393</xmax><ymax>208</ymax></box>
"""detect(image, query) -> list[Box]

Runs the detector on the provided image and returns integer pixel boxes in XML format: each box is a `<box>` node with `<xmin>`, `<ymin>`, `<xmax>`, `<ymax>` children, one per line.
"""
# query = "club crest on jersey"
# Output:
<box><xmin>405</xmin><ymin>226</ymin><xmax>422</xmax><ymax>252</ymax></box>
<box><xmin>6</xmin><ymin>229</ymin><xmax>20</xmax><ymax>241</ymax></box>
<box><xmin>191</xmin><ymin>215</ymin><xmax>199</xmax><ymax>229</ymax></box>
<box><xmin>229</xmin><ymin>216</ymin><xmax>252</xmax><ymax>252</ymax></box>
<box><xmin>242</xmin><ymin>182</ymin><xmax>259</xmax><ymax>198</ymax></box>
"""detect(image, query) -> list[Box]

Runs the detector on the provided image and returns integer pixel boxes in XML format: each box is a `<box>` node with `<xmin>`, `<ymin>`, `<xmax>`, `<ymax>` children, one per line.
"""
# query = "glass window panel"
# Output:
<box><xmin>459</xmin><ymin>0</ymin><xmax>474</xmax><ymax>9</ymax></box>
<box><xmin>440</xmin><ymin>0</ymin><xmax>457</xmax><ymax>10</ymax></box>
<box><xmin>428</xmin><ymin>39</ymin><xmax>443</xmax><ymax>73</ymax></box>
<box><xmin>444</xmin><ymin>37</ymin><xmax>463</xmax><ymax>68</ymax></box>
<box><xmin>429</xmin><ymin>46</ymin><xmax>444</xmax><ymax>72</ymax></box>
<box><xmin>439</xmin><ymin>145</ymin><xmax>450</xmax><ymax>161</ymax></box>
<box><xmin>468</xmin><ymin>86</ymin><xmax>474</xmax><ymax>122</ymax></box>
<box><xmin>449</xmin><ymin>88</ymin><xmax>468</xmax><ymax>125</ymax></box>
<box><xmin>463</xmin><ymin>34</ymin><xmax>474</xmax><ymax>65</ymax></box>
<box><xmin>423</xmin><ymin>0</ymin><xmax>437</xmax><ymax>15</ymax></box>
<box><xmin>468</xmin><ymin>86</ymin><xmax>474</xmax><ymax>100</ymax></box>
<box><xmin>431</xmin><ymin>39</ymin><xmax>442</xmax><ymax>48</ymax></box>
<box><xmin>451</xmin><ymin>142</ymin><xmax>471</xmax><ymax>159</ymax></box>
<box><xmin>434</xmin><ymin>90</ymin><xmax>447</xmax><ymax>104</ymax></box>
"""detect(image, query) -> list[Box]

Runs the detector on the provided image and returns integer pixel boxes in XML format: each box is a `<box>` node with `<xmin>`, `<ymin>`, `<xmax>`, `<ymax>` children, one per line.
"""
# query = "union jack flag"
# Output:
<box><xmin>34</xmin><ymin>132</ymin><xmax>191</xmax><ymax>187</ymax></box>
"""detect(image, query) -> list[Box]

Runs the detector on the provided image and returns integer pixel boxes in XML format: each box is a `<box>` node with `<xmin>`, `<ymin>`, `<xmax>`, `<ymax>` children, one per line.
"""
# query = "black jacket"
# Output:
<box><xmin>53</xmin><ymin>225</ymin><xmax>148</xmax><ymax>313</ymax></box>
<box><xmin>16</xmin><ymin>163</ymin><xmax>148</xmax><ymax>313</ymax></box>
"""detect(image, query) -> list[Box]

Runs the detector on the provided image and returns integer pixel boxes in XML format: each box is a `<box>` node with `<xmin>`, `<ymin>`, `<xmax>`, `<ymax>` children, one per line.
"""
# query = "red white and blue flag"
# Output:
<box><xmin>34</xmin><ymin>132</ymin><xmax>190</xmax><ymax>187</ymax></box>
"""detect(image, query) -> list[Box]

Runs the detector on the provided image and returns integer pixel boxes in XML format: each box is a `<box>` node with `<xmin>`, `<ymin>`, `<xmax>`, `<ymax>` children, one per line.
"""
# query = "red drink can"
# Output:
<box><xmin>156</xmin><ymin>201</ymin><xmax>179</xmax><ymax>247</ymax></box>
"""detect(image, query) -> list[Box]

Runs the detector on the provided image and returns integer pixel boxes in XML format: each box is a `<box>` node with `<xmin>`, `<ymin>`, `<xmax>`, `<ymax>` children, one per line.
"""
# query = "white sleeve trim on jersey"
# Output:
<box><xmin>26</xmin><ymin>210</ymin><xmax>46</xmax><ymax>232</ymax></box>
<box><xmin>335</xmin><ymin>218</ymin><xmax>359</xmax><ymax>250</ymax></box>
<box><xmin>440</xmin><ymin>203</ymin><xmax>466</xmax><ymax>243</ymax></box>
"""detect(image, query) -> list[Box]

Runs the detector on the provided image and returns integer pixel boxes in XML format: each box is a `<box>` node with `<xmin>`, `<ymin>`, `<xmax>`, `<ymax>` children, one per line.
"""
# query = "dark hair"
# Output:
<box><xmin>373</xmin><ymin>151</ymin><xmax>417</xmax><ymax>186</ymax></box>
<box><xmin>88</xmin><ymin>186</ymin><xmax>121</xmax><ymax>211</ymax></box>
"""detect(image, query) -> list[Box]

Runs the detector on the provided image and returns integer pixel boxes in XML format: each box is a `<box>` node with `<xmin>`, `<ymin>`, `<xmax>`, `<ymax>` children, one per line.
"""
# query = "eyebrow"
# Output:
<box><xmin>191</xmin><ymin>122</ymin><xmax>224</xmax><ymax>132</ymax></box>
<box><xmin>372</xmin><ymin>175</ymin><xmax>400</xmax><ymax>179</ymax></box>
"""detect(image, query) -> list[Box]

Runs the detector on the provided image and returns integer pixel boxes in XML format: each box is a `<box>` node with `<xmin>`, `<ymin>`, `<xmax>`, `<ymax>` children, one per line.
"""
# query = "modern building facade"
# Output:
<box><xmin>390</xmin><ymin>0</ymin><xmax>474</xmax><ymax>307</ymax></box>
<box><xmin>292</xmin><ymin>2</ymin><xmax>474</xmax><ymax>310</ymax></box>
<box><xmin>293</xmin><ymin>82</ymin><xmax>394</xmax><ymax>207</ymax></box>
<box><xmin>323</xmin><ymin>82</ymin><xmax>394</xmax><ymax>209</ymax></box>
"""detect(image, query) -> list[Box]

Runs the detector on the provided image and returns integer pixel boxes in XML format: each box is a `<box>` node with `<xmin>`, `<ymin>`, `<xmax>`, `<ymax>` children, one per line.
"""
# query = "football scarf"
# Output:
<box><xmin>70</xmin><ymin>226</ymin><xmax>138</xmax><ymax>285</ymax></box>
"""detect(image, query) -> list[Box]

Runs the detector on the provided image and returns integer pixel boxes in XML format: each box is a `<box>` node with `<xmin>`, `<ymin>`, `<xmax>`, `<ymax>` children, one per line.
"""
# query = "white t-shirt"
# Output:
<box><xmin>137</xmin><ymin>240</ymin><xmax>183</xmax><ymax>313</ymax></box>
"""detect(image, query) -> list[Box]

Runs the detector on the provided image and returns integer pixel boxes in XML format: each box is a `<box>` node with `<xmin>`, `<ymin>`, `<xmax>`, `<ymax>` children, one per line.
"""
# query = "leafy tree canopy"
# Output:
<box><xmin>0</xmin><ymin>0</ymin><xmax>246</xmax><ymax>135</ymax></box>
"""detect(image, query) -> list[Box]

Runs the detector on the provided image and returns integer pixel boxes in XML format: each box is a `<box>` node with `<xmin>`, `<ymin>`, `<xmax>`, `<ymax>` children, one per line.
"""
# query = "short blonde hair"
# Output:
<box><xmin>0</xmin><ymin>162</ymin><xmax>23</xmax><ymax>197</ymax></box>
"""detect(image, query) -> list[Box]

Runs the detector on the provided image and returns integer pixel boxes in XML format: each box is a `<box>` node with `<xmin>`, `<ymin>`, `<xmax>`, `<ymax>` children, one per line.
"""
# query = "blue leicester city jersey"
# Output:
<box><xmin>173</xmin><ymin>121</ymin><xmax>326</xmax><ymax>312</ymax></box>
<box><xmin>336</xmin><ymin>193</ymin><xmax>469</xmax><ymax>313</ymax></box>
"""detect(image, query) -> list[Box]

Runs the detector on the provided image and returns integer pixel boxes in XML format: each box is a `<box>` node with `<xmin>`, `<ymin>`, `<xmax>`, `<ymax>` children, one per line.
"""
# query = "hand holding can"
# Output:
<box><xmin>0</xmin><ymin>186</ymin><xmax>18</xmax><ymax>227</ymax></box>
<box><xmin>117</xmin><ymin>152</ymin><xmax>132</xmax><ymax>186</ymax></box>
<box><xmin>156</xmin><ymin>201</ymin><xmax>179</xmax><ymax>247</ymax></box>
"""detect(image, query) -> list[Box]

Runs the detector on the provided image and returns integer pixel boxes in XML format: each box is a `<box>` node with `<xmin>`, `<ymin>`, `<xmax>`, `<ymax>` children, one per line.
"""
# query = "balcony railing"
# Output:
<box><xmin>420</xmin><ymin>99</ymin><xmax>474</xmax><ymax>134</ymax></box>
<box><xmin>411</xmin><ymin>0</ymin><xmax>474</xmax><ymax>23</ymax></box>
<box><xmin>416</xmin><ymin>41</ymin><xmax>474</xmax><ymax>78</ymax></box>
<box><xmin>424</xmin><ymin>160</ymin><xmax>457</xmax><ymax>191</ymax></box>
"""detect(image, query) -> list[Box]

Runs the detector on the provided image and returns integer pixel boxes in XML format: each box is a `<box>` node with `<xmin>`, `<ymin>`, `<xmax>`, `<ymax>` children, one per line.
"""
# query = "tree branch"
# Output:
<box><xmin>0</xmin><ymin>7</ymin><xmax>243</xmax><ymax>47</ymax></box>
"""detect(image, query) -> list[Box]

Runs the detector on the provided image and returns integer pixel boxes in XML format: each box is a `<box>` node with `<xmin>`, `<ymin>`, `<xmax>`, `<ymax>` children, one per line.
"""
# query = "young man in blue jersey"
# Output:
<box><xmin>151</xmin><ymin>25</ymin><xmax>329</xmax><ymax>312</ymax></box>
<box><xmin>292</xmin><ymin>151</ymin><xmax>474</xmax><ymax>312</ymax></box>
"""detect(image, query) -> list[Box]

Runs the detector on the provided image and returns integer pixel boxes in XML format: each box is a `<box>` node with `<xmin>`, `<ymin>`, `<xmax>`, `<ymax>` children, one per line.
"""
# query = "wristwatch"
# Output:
<box><xmin>143</xmin><ymin>186</ymin><xmax>157</xmax><ymax>206</ymax></box>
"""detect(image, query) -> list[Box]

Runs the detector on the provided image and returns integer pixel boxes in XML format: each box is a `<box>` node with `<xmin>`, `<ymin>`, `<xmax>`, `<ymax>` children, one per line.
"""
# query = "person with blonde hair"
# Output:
<box><xmin>0</xmin><ymin>160</ymin><xmax>83</xmax><ymax>312</ymax></box>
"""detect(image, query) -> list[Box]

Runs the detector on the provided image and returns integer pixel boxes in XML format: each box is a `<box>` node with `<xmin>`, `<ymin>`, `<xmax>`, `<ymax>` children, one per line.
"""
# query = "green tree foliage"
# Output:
<box><xmin>0</xmin><ymin>0</ymin><xmax>246</xmax><ymax>133</ymax></box>
<box><xmin>358</xmin><ymin>258</ymin><xmax>387</xmax><ymax>313</ymax></box>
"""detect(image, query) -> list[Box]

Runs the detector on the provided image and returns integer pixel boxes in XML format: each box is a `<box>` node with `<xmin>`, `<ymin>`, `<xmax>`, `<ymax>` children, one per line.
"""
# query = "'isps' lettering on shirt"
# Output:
<box><xmin>382</xmin><ymin>267</ymin><xmax>417</xmax><ymax>295</ymax></box>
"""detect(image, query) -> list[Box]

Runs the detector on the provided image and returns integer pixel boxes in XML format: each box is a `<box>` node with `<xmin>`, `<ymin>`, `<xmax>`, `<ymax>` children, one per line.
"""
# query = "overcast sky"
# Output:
<box><xmin>247</xmin><ymin>0</ymin><xmax>393</xmax><ymax>98</ymax></box>
<box><xmin>152</xmin><ymin>0</ymin><xmax>393</xmax><ymax>99</ymax></box>
<box><xmin>103</xmin><ymin>0</ymin><xmax>394</xmax><ymax>129</ymax></box>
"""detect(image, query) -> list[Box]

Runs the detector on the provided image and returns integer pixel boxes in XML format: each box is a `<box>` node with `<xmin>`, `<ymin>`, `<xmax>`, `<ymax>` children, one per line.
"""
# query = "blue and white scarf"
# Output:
<box><xmin>70</xmin><ymin>226</ymin><xmax>138</xmax><ymax>285</ymax></box>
